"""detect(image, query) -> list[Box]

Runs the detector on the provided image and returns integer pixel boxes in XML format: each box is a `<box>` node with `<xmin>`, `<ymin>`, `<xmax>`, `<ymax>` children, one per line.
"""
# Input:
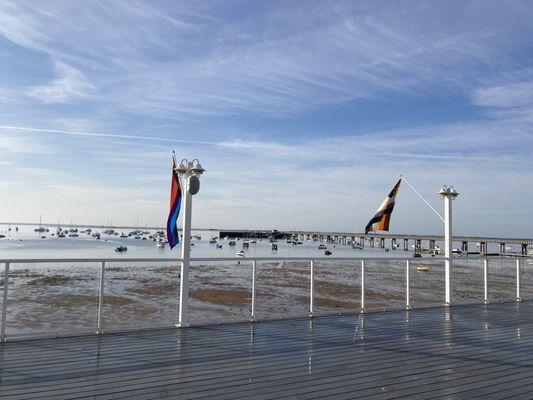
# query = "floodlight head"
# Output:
<box><xmin>190</xmin><ymin>159</ymin><xmax>205</xmax><ymax>176</ymax></box>
<box><xmin>175</xmin><ymin>159</ymin><xmax>188</xmax><ymax>175</ymax></box>
<box><xmin>438</xmin><ymin>185</ymin><xmax>459</xmax><ymax>199</ymax></box>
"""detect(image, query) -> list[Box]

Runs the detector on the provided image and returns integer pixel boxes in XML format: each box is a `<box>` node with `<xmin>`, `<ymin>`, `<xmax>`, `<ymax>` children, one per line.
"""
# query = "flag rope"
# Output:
<box><xmin>400</xmin><ymin>174</ymin><xmax>444</xmax><ymax>223</ymax></box>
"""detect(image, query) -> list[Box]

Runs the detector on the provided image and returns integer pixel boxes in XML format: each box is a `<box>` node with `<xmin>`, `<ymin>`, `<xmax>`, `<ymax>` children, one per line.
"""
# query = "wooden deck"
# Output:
<box><xmin>2</xmin><ymin>301</ymin><xmax>533</xmax><ymax>399</ymax></box>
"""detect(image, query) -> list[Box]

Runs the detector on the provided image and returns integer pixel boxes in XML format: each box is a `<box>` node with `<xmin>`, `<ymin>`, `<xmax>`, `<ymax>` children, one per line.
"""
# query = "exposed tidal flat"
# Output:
<box><xmin>0</xmin><ymin>228</ymin><xmax>531</xmax><ymax>337</ymax></box>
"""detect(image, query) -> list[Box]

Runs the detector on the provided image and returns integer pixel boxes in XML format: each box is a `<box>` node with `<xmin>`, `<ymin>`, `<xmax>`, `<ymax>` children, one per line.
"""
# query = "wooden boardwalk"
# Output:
<box><xmin>1</xmin><ymin>302</ymin><xmax>533</xmax><ymax>399</ymax></box>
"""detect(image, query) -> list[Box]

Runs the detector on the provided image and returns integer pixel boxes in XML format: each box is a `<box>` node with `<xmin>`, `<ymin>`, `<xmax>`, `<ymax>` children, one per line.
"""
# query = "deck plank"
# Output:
<box><xmin>2</xmin><ymin>302</ymin><xmax>533</xmax><ymax>399</ymax></box>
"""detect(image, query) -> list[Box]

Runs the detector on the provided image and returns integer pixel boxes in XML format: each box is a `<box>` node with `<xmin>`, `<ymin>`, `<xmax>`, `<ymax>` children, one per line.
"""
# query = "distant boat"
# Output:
<box><xmin>324</xmin><ymin>250</ymin><xmax>333</xmax><ymax>256</ymax></box>
<box><xmin>34</xmin><ymin>215</ymin><xmax>49</xmax><ymax>233</ymax></box>
<box><xmin>0</xmin><ymin>234</ymin><xmax>6</xmax><ymax>239</ymax></box>
<box><xmin>209</xmin><ymin>237</ymin><xmax>217</xmax><ymax>244</ymax></box>
<box><xmin>157</xmin><ymin>241</ymin><xmax>166</xmax><ymax>248</ymax></box>
<box><xmin>216</xmin><ymin>244</ymin><xmax>223</xmax><ymax>249</ymax></box>
<box><xmin>417</xmin><ymin>265</ymin><xmax>430</xmax><ymax>272</ymax></box>
<box><xmin>318</xmin><ymin>244</ymin><xmax>327</xmax><ymax>250</ymax></box>
<box><xmin>271</xmin><ymin>243</ymin><xmax>278</xmax><ymax>251</ymax></box>
<box><xmin>229</xmin><ymin>240</ymin><xmax>236</xmax><ymax>246</ymax></box>
<box><xmin>236</xmin><ymin>250</ymin><xmax>245</xmax><ymax>258</ymax></box>
<box><xmin>115</xmin><ymin>246</ymin><xmax>128</xmax><ymax>253</ymax></box>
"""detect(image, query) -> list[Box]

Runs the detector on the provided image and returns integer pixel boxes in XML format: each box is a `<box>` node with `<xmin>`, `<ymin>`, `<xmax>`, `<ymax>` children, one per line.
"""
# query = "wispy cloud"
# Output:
<box><xmin>26</xmin><ymin>60</ymin><xmax>96</xmax><ymax>103</ymax></box>
<box><xmin>0</xmin><ymin>1</ymin><xmax>530</xmax><ymax>117</ymax></box>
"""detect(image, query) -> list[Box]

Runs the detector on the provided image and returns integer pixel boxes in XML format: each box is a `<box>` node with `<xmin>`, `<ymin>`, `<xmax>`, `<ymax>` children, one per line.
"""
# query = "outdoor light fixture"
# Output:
<box><xmin>437</xmin><ymin>184</ymin><xmax>459</xmax><ymax>306</ymax></box>
<box><xmin>438</xmin><ymin>185</ymin><xmax>459</xmax><ymax>199</ymax></box>
<box><xmin>190</xmin><ymin>159</ymin><xmax>205</xmax><ymax>176</ymax></box>
<box><xmin>175</xmin><ymin>157</ymin><xmax>206</xmax><ymax>328</ymax></box>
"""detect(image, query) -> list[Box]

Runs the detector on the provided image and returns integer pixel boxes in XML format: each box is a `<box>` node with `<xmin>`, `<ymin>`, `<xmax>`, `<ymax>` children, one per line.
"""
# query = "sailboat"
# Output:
<box><xmin>34</xmin><ymin>215</ymin><xmax>49</xmax><ymax>233</ymax></box>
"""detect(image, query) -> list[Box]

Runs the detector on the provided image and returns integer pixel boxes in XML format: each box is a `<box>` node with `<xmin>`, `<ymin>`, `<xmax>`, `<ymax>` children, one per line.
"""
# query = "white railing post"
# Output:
<box><xmin>251</xmin><ymin>260</ymin><xmax>256</xmax><ymax>322</ymax></box>
<box><xmin>483</xmin><ymin>259</ymin><xmax>488</xmax><ymax>304</ymax></box>
<box><xmin>516</xmin><ymin>259</ymin><xmax>521</xmax><ymax>302</ymax></box>
<box><xmin>360</xmin><ymin>260</ymin><xmax>365</xmax><ymax>313</ymax></box>
<box><xmin>309</xmin><ymin>260</ymin><xmax>315</xmax><ymax>317</ymax></box>
<box><xmin>1</xmin><ymin>262</ymin><xmax>10</xmax><ymax>343</ymax></box>
<box><xmin>406</xmin><ymin>260</ymin><xmax>411</xmax><ymax>310</ymax></box>
<box><xmin>96</xmin><ymin>261</ymin><xmax>105</xmax><ymax>334</ymax></box>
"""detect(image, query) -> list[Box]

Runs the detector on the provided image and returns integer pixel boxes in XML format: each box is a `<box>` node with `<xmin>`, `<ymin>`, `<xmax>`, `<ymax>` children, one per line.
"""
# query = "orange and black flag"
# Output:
<box><xmin>365</xmin><ymin>179</ymin><xmax>401</xmax><ymax>234</ymax></box>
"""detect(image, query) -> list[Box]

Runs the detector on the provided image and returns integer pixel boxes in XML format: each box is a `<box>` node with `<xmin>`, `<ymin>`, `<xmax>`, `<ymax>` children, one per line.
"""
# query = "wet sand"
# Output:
<box><xmin>1</xmin><ymin>257</ymin><xmax>532</xmax><ymax>336</ymax></box>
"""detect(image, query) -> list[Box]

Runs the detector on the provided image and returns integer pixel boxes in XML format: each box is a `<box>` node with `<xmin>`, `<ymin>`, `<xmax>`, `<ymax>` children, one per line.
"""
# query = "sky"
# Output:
<box><xmin>0</xmin><ymin>0</ymin><xmax>533</xmax><ymax>237</ymax></box>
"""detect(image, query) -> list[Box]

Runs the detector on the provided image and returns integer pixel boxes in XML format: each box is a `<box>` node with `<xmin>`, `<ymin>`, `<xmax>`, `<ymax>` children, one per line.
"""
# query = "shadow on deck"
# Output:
<box><xmin>1</xmin><ymin>301</ymin><xmax>533</xmax><ymax>399</ymax></box>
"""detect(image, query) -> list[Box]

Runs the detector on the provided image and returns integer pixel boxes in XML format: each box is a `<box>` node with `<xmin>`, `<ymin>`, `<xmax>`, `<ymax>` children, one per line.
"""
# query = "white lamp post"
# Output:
<box><xmin>438</xmin><ymin>185</ymin><xmax>459</xmax><ymax>306</ymax></box>
<box><xmin>175</xmin><ymin>159</ymin><xmax>205</xmax><ymax>328</ymax></box>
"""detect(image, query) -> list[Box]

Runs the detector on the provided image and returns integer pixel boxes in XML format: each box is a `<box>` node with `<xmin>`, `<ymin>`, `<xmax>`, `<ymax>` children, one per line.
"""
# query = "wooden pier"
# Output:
<box><xmin>2</xmin><ymin>301</ymin><xmax>533</xmax><ymax>399</ymax></box>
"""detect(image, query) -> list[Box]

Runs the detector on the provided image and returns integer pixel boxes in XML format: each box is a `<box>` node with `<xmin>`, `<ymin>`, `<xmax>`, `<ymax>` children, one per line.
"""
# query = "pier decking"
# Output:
<box><xmin>2</xmin><ymin>301</ymin><xmax>533</xmax><ymax>399</ymax></box>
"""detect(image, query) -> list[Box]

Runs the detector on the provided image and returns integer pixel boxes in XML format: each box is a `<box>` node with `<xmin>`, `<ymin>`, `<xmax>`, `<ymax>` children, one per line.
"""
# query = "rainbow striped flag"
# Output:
<box><xmin>166</xmin><ymin>154</ymin><xmax>182</xmax><ymax>249</ymax></box>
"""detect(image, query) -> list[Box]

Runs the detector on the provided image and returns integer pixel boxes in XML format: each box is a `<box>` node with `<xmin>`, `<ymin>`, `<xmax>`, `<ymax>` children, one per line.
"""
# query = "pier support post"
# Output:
<box><xmin>438</xmin><ymin>185</ymin><xmax>459</xmax><ymax>306</ymax></box>
<box><xmin>391</xmin><ymin>238</ymin><xmax>397</xmax><ymax>250</ymax></box>
<box><xmin>404</xmin><ymin>239</ymin><xmax>409</xmax><ymax>251</ymax></box>
<box><xmin>461</xmin><ymin>241</ymin><xmax>468</xmax><ymax>254</ymax></box>
<box><xmin>415</xmin><ymin>239</ymin><xmax>422</xmax><ymax>253</ymax></box>
<box><xmin>370</xmin><ymin>238</ymin><xmax>374</xmax><ymax>248</ymax></box>
<box><xmin>522</xmin><ymin>244</ymin><xmax>528</xmax><ymax>256</ymax></box>
<box><xmin>499</xmin><ymin>243</ymin><xmax>506</xmax><ymax>256</ymax></box>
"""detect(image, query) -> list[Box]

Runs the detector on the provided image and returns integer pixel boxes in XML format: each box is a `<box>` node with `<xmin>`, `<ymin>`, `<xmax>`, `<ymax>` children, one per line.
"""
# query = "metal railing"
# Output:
<box><xmin>0</xmin><ymin>256</ymin><xmax>527</xmax><ymax>342</ymax></box>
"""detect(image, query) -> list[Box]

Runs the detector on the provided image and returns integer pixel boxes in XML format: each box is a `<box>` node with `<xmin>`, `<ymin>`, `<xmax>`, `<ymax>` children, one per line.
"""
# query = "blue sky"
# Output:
<box><xmin>1</xmin><ymin>0</ymin><xmax>533</xmax><ymax>236</ymax></box>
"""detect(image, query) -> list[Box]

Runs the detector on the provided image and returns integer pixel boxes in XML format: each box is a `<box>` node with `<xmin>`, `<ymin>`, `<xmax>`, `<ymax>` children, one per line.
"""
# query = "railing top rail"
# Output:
<box><xmin>0</xmin><ymin>255</ymin><xmax>491</xmax><ymax>264</ymax></box>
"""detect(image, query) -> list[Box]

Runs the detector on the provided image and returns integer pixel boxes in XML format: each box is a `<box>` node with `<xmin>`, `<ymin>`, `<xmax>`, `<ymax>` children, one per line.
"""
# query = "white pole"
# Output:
<box><xmin>444</xmin><ymin>194</ymin><xmax>453</xmax><ymax>306</ymax></box>
<box><xmin>1</xmin><ymin>262</ymin><xmax>9</xmax><ymax>343</ymax></box>
<box><xmin>96</xmin><ymin>261</ymin><xmax>105</xmax><ymax>334</ymax></box>
<box><xmin>406</xmin><ymin>260</ymin><xmax>411</xmax><ymax>310</ymax></box>
<box><xmin>361</xmin><ymin>260</ymin><xmax>365</xmax><ymax>313</ymax></box>
<box><xmin>483</xmin><ymin>259</ymin><xmax>488</xmax><ymax>304</ymax></box>
<box><xmin>516</xmin><ymin>259</ymin><xmax>521</xmax><ymax>302</ymax></box>
<box><xmin>178</xmin><ymin>182</ymin><xmax>192</xmax><ymax>328</ymax></box>
<box><xmin>309</xmin><ymin>260</ymin><xmax>315</xmax><ymax>317</ymax></box>
<box><xmin>251</xmin><ymin>260</ymin><xmax>256</xmax><ymax>321</ymax></box>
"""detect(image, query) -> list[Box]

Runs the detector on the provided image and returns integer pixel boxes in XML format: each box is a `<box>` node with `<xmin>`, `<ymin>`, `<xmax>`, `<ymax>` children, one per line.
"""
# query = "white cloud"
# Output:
<box><xmin>26</xmin><ymin>60</ymin><xmax>96</xmax><ymax>103</ymax></box>
<box><xmin>0</xmin><ymin>1</ymin><xmax>530</xmax><ymax>116</ymax></box>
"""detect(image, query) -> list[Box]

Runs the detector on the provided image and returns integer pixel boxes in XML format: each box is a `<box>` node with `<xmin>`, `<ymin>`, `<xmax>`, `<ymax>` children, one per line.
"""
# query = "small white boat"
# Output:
<box><xmin>417</xmin><ymin>265</ymin><xmax>430</xmax><ymax>272</ymax></box>
<box><xmin>236</xmin><ymin>250</ymin><xmax>245</xmax><ymax>258</ymax></box>
<box><xmin>157</xmin><ymin>241</ymin><xmax>166</xmax><ymax>248</ymax></box>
